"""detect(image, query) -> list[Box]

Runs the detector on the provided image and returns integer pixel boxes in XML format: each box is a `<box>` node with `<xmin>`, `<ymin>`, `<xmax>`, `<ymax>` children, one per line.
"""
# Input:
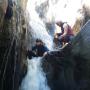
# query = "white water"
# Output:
<box><xmin>20</xmin><ymin>58</ymin><xmax>50</xmax><ymax>90</ymax></box>
<box><xmin>26</xmin><ymin>0</ymin><xmax>54</xmax><ymax>50</ymax></box>
<box><xmin>20</xmin><ymin>0</ymin><xmax>53</xmax><ymax>90</ymax></box>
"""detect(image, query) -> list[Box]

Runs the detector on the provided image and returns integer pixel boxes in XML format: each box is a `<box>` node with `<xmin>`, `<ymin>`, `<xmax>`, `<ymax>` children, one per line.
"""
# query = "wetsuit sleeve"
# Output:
<box><xmin>44</xmin><ymin>46</ymin><xmax>49</xmax><ymax>52</ymax></box>
<box><xmin>32</xmin><ymin>46</ymin><xmax>36</xmax><ymax>51</ymax></box>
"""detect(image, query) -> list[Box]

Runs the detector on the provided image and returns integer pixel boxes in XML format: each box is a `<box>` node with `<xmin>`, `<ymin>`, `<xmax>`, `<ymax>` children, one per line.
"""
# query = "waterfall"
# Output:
<box><xmin>20</xmin><ymin>0</ymin><xmax>53</xmax><ymax>90</ymax></box>
<box><xmin>20</xmin><ymin>58</ymin><xmax>50</xmax><ymax>90</ymax></box>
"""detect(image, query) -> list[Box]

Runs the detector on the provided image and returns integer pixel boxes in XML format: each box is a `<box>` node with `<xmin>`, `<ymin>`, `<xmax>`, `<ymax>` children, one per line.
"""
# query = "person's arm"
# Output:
<box><xmin>54</xmin><ymin>24</ymin><xmax>62</xmax><ymax>38</ymax></box>
<box><xmin>32</xmin><ymin>46</ymin><xmax>36</xmax><ymax>51</ymax></box>
<box><xmin>43</xmin><ymin>46</ymin><xmax>49</xmax><ymax>56</ymax></box>
<box><xmin>43</xmin><ymin>52</ymin><xmax>48</xmax><ymax>57</ymax></box>
<box><xmin>44</xmin><ymin>46</ymin><xmax>49</xmax><ymax>52</ymax></box>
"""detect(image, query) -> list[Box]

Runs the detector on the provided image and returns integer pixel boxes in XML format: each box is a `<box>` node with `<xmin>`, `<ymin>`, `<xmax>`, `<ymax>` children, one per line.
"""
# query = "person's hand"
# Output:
<box><xmin>43</xmin><ymin>52</ymin><xmax>48</xmax><ymax>57</ymax></box>
<box><xmin>54</xmin><ymin>34</ymin><xmax>58</xmax><ymax>38</ymax></box>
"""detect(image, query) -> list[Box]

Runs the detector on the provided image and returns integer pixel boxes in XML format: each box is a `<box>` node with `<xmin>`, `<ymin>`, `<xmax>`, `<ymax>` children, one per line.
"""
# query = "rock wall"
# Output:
<box><xmin>0</xmin><ymin>0</ymin><xmax>27</xmax><ymax>90</ymax></box>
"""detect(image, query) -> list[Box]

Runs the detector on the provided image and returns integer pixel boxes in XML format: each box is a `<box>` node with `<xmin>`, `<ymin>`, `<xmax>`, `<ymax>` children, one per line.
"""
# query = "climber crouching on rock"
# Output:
<box><xmin>55</xmin><ymin>21</ymin><xmax>74</xmax><ymax>47</ymax></box>
<box><xmin>27</xmin><ymin>39</ymin><xmax>49</xmax><ymax>59</ymax></box>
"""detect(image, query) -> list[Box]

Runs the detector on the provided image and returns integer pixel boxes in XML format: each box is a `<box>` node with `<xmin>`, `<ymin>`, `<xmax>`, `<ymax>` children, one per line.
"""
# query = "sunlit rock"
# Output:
<box><xmin>72</xmin><ymin>18</ymin><xmax>84</xmax><ymax>35</ymax></box>
<box><xmin>20</xmin><ymin>0</ymin><xmax>28</xmax><ymax>11</ymax></box>
<box><xmin>0</xmin><ymin>0</ymin><xmax>8</xmax><ymax>27</ymax></box>
<box><xmin>72</xmin><ymin>20</ymin><xmax>90</xmax><ymax>59</ymax></box>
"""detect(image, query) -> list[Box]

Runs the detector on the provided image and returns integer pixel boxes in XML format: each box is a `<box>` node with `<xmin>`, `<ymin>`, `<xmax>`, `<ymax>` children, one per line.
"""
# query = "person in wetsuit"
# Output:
<box><xmin>27</xmin><ymin>39</ymin><xmax>49</xmax><ymax>59</ymax></box>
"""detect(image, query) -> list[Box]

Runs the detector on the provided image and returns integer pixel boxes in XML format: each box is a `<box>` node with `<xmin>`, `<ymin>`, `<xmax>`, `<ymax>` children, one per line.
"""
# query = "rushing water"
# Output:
<box><xmin>20</xmin><ymin>58</ymin><xmax>50</xmax><ymax>90</ymax></box>
<box><xmin>20</xmin><ymin>0</ymin><xmax>53</xmax><ymax>90</ymax></box>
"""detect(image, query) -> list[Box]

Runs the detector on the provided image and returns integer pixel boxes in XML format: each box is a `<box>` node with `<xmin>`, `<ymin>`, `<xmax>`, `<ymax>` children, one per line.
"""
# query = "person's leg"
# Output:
<box><xmin>64</xmin><ymin>35</ymin><xmax>70</xmax><ymax>43</ymax></box>
<box><xmin>65</xmin><ymin>35</ymin><xmax>74</xmax><ymax>43</ymax></box>
<box><xmin>58</xmin><ymin>37</ymin><xmax>63</xmax><ymax>47</ymax></box>
<box><xmin>60</xmin><ymin>36</ymin><xmax>69</xmax><ymax>46</ymax></box>
<box><xmin>69</xmin><ymin>35</ymin><xmax>74</xmax><ymax>41</ymax></box>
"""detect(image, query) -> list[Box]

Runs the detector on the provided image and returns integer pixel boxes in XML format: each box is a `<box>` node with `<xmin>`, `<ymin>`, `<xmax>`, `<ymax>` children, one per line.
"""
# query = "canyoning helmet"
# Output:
<box><xmin>36</xmin><ymin>39</ymin><xmax>42</xmax><ymax>42</ymax></box>
<box><xmin>36</xmin><ymin>39</ymin><xmax>44</xmax><ymax>45</ymax></box>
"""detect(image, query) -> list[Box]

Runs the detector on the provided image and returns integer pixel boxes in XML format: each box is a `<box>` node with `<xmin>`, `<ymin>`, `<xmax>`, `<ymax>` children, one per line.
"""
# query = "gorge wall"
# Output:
<box><xmin>0</xmin><ymin>0</ymin><xmax>27</xmax><ymax>90</ymax></box>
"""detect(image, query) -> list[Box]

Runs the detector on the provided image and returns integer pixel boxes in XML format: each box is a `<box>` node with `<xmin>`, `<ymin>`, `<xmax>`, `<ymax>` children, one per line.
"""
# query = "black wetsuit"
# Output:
<box><xmin>27</xmin><ymin>45</ymin><xmax>49</xmax><ymax>59</ymax></box>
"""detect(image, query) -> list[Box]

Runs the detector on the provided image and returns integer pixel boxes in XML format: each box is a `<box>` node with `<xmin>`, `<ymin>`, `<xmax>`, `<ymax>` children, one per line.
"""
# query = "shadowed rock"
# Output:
<box><xmin>0</xmin><ymin>1</ymin><xmax>27</xmax><ymax>90</ymax></box>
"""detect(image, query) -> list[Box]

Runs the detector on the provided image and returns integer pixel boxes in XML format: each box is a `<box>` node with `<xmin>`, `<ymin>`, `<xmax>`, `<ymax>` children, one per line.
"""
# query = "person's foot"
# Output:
<box><xmin>62</xmin><ymin>43</ymin><xmax>68</xmax><ymax>48</ymax></box>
